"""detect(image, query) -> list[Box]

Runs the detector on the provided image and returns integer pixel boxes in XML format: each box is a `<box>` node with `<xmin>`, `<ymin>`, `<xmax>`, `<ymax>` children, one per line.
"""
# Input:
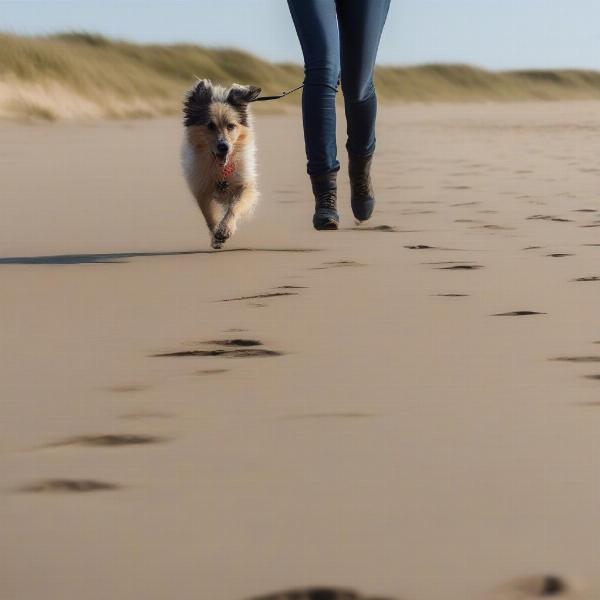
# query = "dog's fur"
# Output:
<box><xmin>181</xmin><ymin>79</ymin><xmax>261</xmax><ymax>249</ymax></box>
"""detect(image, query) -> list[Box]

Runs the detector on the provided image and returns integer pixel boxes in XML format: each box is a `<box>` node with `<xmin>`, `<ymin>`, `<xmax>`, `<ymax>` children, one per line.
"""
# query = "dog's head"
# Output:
<box><xmin>183</xmin><ymin>79</ymin><xmax>261</xmax><ymax>166</ymax></box>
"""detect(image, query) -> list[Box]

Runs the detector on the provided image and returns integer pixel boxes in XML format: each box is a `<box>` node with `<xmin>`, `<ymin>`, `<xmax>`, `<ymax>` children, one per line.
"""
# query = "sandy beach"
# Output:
<box><xmin>2</xmin><ymin>102</ymin><xmax>600</xmax><ymax>600</ymax></box>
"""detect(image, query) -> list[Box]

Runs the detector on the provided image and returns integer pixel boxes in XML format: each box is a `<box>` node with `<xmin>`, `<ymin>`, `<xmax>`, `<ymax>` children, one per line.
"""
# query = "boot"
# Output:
<box><xmin>310</xmin><ymin>171</ymin><xmax>339</xmax><ymax>230</ymax></box>
<box><xmin>348</xmin><ymin>152</ymin><xmax>375</xmax><ymax>222</ymax></box>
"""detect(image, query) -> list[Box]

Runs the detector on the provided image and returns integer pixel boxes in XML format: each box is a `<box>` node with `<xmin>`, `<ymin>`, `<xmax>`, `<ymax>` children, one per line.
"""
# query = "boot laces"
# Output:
<box><xmin>354</xmin><ymin>173</ymin><xmax>372</xmax><ymax>197</ymax></box>
<box><xmin>317</xmin><ymin>190</ymin><xmax>337</xmax><ymax>210</ymax></box>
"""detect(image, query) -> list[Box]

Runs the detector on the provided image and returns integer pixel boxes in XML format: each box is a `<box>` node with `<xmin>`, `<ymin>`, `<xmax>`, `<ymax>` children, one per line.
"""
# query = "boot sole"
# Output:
<box><xmin>314</xmin><ymin>220</ymin><xmax>339</xmax><ymax>231</ymax></box>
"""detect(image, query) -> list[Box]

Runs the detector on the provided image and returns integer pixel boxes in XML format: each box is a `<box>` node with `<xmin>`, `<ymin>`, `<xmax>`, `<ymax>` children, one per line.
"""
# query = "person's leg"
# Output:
<box><xmin>287</xmin><ymin>0</ymin><xmax>342</xmax><ymax>229</ymax></box>
<box><xmin>287</xmin><ymin>0</ymin><xmax>340</xmax><ymax>176</ymax></box>
<box><xmin>337</xmin><ymin>0</ymin><xmax>390</xmax><ymax>158</ymax></box>
<box><xmin>336</xmin><ymin>0</ymin><xmax>390</xmax><ymax>222</ymax></box>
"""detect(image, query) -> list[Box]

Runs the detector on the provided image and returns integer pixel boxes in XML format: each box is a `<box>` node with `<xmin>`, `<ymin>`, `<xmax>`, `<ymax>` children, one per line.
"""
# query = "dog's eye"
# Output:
<box><xmin>226</xmin><ymin>123</ymin><xmax>236</xmax><ymax>131</ymax></box>
<box><xmin>207</xmin><ymin>122</ymin><xmax>216</xmax><ymax>131</ymax></box>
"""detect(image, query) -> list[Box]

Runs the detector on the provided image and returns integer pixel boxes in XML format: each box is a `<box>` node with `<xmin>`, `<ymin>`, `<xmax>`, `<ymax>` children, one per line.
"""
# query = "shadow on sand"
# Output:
<box><xmin>0</xmin><ymin>248</ymin><xmax>318</xmax><ymax>265</ymax></box>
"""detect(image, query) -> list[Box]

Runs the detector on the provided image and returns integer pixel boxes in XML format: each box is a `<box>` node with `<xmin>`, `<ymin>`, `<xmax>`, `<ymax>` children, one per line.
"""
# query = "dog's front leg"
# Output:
<box><xmin>198</xmin><ymin>197</ymin><xmax>221</xmax><ymax>235</ymax></box>
<box><xmin>212</xmin><ymin>187</ymin><xmax>252</xmax><ymax>249</ymax></box>
<box><xmin>212</xmin><ymin>206</ymin><xmax>239</xmax><ymax>249</ymax></box>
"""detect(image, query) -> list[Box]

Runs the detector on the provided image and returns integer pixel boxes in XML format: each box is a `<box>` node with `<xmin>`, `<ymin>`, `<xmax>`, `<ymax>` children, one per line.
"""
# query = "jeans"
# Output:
<box><xmin>287</xmin><ymin>0</ymin><xmax>391</xmax><ymax>176</ymax></box>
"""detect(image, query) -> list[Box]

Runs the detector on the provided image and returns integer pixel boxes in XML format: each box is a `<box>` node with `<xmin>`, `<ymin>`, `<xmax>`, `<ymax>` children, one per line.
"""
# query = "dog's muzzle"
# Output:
<box><xmin>214</xmin><ymin>141</ymin><xmax>229</xmax><ymax>163</ymax></box>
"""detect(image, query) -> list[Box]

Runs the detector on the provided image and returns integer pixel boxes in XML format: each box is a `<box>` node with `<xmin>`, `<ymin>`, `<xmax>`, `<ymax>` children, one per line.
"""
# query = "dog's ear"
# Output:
<box><xmin>226</xmin><ymin>84</ymin><xmax>261</xmax><ymax>127</ymax></box>
<box><xmin>191</xmin><ymin>78</ymin><xmax>213</xmax><ymax>101</ymax></box>
<box><xmin>227</xmin><ymin>84</ymin><xmax>262</xmax><ymax>105</ymax></box>
<box><xmin>183</xmin><ymin>79</ymin><xmax>213</xmax><ymax>126</ymax></box>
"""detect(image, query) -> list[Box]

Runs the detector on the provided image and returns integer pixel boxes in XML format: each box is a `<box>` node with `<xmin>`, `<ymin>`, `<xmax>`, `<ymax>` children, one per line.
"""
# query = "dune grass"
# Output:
<box><xmin>2</xmin><ymin>31</ymin><xmax>600</xmax><ymax>121</ymax></box>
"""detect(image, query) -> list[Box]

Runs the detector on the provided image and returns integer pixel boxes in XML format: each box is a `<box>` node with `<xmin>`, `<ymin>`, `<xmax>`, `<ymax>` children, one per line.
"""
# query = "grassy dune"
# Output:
<box><xmin>3</xmin><ymin>31</ymin><xmax>600</xmax><ymax>121</ymax></box>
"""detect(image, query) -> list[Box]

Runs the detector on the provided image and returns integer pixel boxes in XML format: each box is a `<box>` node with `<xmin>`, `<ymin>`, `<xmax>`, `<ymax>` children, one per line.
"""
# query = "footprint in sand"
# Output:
<box><xmin>491</xmin><ymin>574</ymin><xmax>575</xmax><ymax>599</ymax></box>
<box><xmin>207</xmin><ymin>338</ymin><xmax>262</xmax><ymax>347</ymax></box>
<box><xmin>194</xmin><ymin>368</ymin><xmax>229</xmax><ymax>376</ymax></box>
<box><xmin>351</xmin><ymin>224</ymin><xmax>397</xmax><ymax>232</ymax></box>
<box><xmin>451</xmin><ymin>201</ymin><xmax>480</xmax><ymax>207</ymax></box>
<box><xmin>408</xmin><ymin>244</ymin><xmax>470</xmax><ymax>251</ymax></box>
<box><xmin>154</xmin><ymin>339</ymin><xmax>283</xmax><ymax>358</ymax></box>
<box><xmin>437</xmin><ymin>264</ymin><xmax>483</xmax><ymax>270</ymax></box>
<box><xmin>163</xmin><ymin>348</ymin><xmax>281</xmax><ymax>358</ymax></box>
<box><xmin>106</xmin><ymin>384</ymin><xmax>151</xmax><ymax>393</ymax></box>
<box><xmin>220</xmin><ymin>291</ymin><xmax>298</xmax><ymax>302</ymax></box>
<box><xmin>19</xmin><ymin>479</ymin><xmax>121</xmax><ymax>493</ymax></box>
<box><xmin>313</xmin><ymin>260</ymin><xmax>365</xmax><ymax>270</ymax></box>
<box><xmin>408</xmin><ymin>244</ymin><xmax>466</xmax><ymax>251</ymax></box>
<box><xmin>434</xmin><ymin>293</ymin><xmax>470</xmax><ymax>297</ymax></box>
<box><xmin>46</xmin><ymin>434</ymin><xmax>167</xmax><ymax>448</ymax></box>
<box><xmin>493</xmin><ymin>311</ymin><xmax>546</xmax><ymax>317</ymax></box>
<box><xmin>552</xmin><ymin>356</ymin><xmax>600</xmax><ymax>363</ymax></box>
<box><xmin>477</xmin><ymin>224</ymin><xmax>515</xmax><ymax>231</ymax></box>
<box><xmin>246</xmin><ymin>588</ymin><xmax>397</xmax><ymax>600</ymax></box>
<box><xmin>527</xmin><ymin>214</ymin><xmax>572</xmax><ymax>223</ymax></box>
<box><xmin>160</xmin><ymin>338</ymin><xmax>277</xmax><ymax>357</ymax></box>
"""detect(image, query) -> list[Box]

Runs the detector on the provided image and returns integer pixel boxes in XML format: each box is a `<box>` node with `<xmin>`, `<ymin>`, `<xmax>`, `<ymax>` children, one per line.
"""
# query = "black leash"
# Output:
<box><xmin>250</xmin><ymin>83</ymin><xmax>304</xmax><ymax>102</ymax></box>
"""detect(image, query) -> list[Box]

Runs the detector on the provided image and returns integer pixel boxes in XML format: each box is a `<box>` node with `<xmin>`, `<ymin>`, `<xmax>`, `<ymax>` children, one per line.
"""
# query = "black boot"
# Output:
<box><xmin>348</xmin><ymin>152</ymin><xmax>375</xmax><ymax>222</ymax></box>
<box><xmin>310</xmin><ymin>171</ymin><xmax>339</xmax><ymax>230</ymax></box>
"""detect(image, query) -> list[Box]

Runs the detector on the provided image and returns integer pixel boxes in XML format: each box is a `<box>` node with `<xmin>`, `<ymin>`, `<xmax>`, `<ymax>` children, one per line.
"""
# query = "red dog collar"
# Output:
<box><xmin>221</xmin><ymin>161</ymin><xmax>235</xmax><ymax>179</ymax></box>
<box><xmin>216</xmin><ymin>161</ymin><xmax>235</xmax><ymax>191</ymax></box>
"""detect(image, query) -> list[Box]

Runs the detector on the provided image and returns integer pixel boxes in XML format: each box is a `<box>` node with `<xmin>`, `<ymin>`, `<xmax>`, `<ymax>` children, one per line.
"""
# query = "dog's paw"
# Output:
<box><xmin>211</xmin><ymin>224</ymin><xmax>232</xmax><ymax>249</ymax></box>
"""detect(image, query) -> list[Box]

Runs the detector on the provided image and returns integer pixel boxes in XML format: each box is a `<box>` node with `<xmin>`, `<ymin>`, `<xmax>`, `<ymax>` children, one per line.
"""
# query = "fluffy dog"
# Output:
<box><xmin>181</xmin><ymin>79</ymin><xmax>261</xmax><ymax>249</ymax></box>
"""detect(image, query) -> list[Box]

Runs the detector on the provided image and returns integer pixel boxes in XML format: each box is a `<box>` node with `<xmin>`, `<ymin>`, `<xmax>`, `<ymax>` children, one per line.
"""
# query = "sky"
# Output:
<box><xmin>1</xmin><ymin>0</ymin><xmax>600</xmax><ymax>71</ymax></box>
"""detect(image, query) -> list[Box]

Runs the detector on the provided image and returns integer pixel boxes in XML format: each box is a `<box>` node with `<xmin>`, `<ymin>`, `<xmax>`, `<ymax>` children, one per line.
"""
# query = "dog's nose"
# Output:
<box><xmin>216</xmin><ymin>142</ymin><xmax>229</xmax><ymax>155</ymax></box>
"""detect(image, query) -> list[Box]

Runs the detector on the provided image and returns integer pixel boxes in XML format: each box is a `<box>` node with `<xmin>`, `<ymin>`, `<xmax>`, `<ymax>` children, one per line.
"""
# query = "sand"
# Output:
<box><xmin>1</xmin><ymin>102</ymin><xmax>600</xmax><ymax>600</ymax></box>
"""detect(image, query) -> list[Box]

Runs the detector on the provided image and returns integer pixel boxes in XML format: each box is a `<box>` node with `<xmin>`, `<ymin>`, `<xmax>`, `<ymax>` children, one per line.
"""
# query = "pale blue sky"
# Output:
<box><xmin>1</xmin><ymin>0</ymin><xmax>600</xmax><ymax>70</ymax></box>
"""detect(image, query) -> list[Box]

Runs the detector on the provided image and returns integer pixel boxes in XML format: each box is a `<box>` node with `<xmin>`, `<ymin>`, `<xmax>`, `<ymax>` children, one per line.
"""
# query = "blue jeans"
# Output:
<box><xmin>287</xmin><ymin>0</ymin><xmax>391</xmax><ymax>176</ymax></box>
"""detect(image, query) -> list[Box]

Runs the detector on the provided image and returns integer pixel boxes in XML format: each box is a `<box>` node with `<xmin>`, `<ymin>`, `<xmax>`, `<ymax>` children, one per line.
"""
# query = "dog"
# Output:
<box><xmin>181</xmin><ymin>79</ymin><xmax>261</xmax><ymax>249</ymax></box>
